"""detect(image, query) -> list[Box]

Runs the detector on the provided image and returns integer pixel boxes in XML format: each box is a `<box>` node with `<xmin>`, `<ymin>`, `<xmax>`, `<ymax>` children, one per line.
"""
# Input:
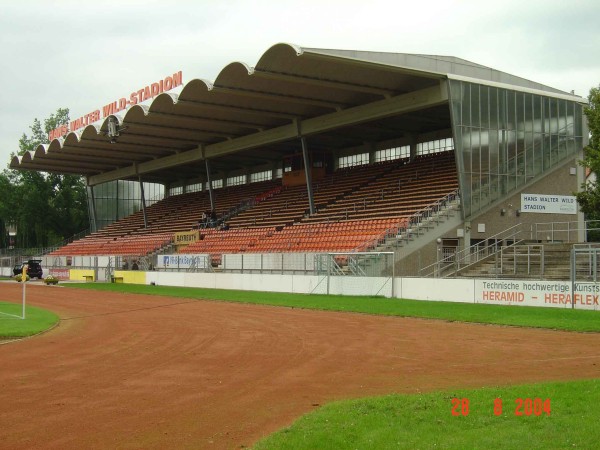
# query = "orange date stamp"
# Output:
<box><xmin>451</xmin><ymin>397</ymin><xmax>551</xmax><ymax>416</ymax></box>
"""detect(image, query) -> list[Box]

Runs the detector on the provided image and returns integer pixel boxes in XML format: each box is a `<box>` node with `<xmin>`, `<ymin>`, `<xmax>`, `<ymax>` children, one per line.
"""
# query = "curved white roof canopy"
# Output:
<box><xmin>9</xmin><ymin>43</ymin><xmax>583</xmax><ymax>186</ymax></box>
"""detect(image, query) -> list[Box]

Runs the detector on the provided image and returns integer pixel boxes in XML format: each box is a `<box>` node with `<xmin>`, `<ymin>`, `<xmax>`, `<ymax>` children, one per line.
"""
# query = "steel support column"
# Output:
<box><xmin>138</xmin><ymin>175</ymin><xmax>148</xmax><ymax>228</ymax></box>
<box><xmin>205</xmin><ymin>158</ymin><xmax>215</xmax><ymax>212</ymax></box>
<box><xmin>301</xmin><ymin>136</ymin><xmax>316</xmax><ymax>215</ymax></box>
<box><xmin>86</xmin><ymin>184</ymin><xmax>98</xmax><ymax>233</ymax></box>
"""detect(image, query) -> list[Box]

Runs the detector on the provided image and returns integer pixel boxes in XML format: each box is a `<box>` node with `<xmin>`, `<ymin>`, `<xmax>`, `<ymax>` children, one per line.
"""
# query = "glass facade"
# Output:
<box><xmin>89</xmin><ymin>180</ymin><xmax>164</xmax><ymax>232</ymax></box>
<box><xmin>448</xmin><ymin>80</ymin><xmax>583</xmax><ymax>218</ymax></box>
<box><xmin>417</xmin><ymin>138</ymin><xmax>454</xmax><ymax>155</ymax></box>
<box><xmin>251</xmin><ymin>170</ymin><xmax>273</xmax><ymax>183</ymax></box>
<box><xmin>375</xmin><ymin>145</ymin><xmax>410</xmax><ymax>162</ymax></box>
<box><xmin>338</xmin><ymin>152</ymin><xmax>369</xmax><ymax>168</ymax></box>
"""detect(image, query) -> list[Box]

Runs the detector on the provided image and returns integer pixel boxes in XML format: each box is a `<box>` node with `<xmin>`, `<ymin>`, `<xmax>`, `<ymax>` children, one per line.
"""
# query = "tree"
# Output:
<box><xmin>576</xmin><ymin>85</ymin><xmax>600</xmax><ymax>240</ymax></box>
<box><xmin>0</xmin><ymin>108</ymin><xmax>89</xmax><ymax>249</ymax></box>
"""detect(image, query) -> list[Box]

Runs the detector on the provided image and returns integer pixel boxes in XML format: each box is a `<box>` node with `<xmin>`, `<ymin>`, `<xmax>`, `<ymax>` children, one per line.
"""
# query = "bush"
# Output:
<box><xmin>14</xmin><ymin>274</ymin><xmax>30</xmax><ymax>283</ymax></box>
<box><xmin>44</xmin><ymin>275</ymin><xmax>59</xmax><ymax>285</ymax></box>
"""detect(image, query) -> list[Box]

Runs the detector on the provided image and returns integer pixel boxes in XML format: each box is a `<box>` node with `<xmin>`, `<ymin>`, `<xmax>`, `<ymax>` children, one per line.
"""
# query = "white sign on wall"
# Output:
<box><xmin>521</xmin><ymin>194</ymin><xmax>577</xmax><ymax>215</ymax></box>
<box><xmin>475</xmin><ymin>279</ymin><xmax>600</xmax><ymax>310</ymax></box>
<box><xmin>156</xmin><ymin>254</ymin><xmax>209</xmax><ymax>269</ymax></box>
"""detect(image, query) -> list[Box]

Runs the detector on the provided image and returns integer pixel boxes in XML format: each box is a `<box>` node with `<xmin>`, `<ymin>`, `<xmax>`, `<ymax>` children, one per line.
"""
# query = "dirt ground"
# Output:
<box><xmin>1</xmin><ymin>282</ymin><xmax>600</xmax><ymax>449</ymax></box>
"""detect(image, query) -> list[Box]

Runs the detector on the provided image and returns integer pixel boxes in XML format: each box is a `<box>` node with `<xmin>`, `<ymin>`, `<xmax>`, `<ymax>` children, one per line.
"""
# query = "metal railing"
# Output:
<box><xmin>352</xmin><ymin>189</ymin><xmax>460</xmax><ymax>253</ymax></box>
<box><xmin>422</xmin><ymin>220</ymin><xmax>600</xmax><ymax>278</ymax></box>
<box><xmin>500</xmin><ymin>244</ymin><xmax>545</xmax><ymax>277</ymax></box>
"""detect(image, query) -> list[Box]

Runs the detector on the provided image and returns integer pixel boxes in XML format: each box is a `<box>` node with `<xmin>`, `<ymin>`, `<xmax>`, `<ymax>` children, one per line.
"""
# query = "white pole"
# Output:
<box><xmin>22</xmin><ymin>276</ymin><xmax>26</xmax><ymax>320</ymax></box>
<box><xmin>22</xmin><ymin>264</ymin><xmax>27</xmax><ymax>320</ymax></box>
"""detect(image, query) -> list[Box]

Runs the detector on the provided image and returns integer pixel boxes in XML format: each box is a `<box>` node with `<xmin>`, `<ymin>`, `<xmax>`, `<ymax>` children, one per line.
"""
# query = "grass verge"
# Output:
<box><xmin>65</xmin><ymin>283</ymin><xmax>600</xmax><ymax>332</ymax></box>
<box><xmin>253</xmin><ymin>378</ymin><xmax>600</xmax><ymax>450</ymax></box>
<box><xmin>0</xmin><ymin>301</ymin><xmax>59</xmax><ymax>338</ymax></box>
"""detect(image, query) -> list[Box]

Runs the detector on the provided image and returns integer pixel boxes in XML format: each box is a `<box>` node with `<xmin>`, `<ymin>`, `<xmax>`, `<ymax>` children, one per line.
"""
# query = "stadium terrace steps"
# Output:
<box><xmin>49</xmin><ymin>152</ymin><xmax>459</xmax><ymax>256</ymax></box>
<box><xmin>454</xmin><ymin>243</ymin><xmax>574</xmax><ymax>280</ymax></box>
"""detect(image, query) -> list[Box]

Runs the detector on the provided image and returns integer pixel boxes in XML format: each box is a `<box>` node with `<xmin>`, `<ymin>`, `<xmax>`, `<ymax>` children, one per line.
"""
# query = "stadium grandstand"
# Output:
<box><xmin>7</xmin><ymin>43</ymin><xmax>591</xmax><ymax>281</ymax></box>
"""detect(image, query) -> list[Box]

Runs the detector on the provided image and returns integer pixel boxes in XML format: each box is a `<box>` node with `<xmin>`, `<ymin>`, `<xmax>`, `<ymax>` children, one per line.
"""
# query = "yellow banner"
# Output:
<box><xmin>174</xmin><ymin>230</ymin><xmax>200</xmax><ymax>245</ymax></box>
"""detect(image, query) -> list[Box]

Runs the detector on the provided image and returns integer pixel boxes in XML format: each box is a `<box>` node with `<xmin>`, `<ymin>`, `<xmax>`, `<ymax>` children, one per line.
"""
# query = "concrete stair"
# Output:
<box><xmin>457</xmin><ymin>243</ymin><xmax>572</xmax><ymax>280</ymax></box>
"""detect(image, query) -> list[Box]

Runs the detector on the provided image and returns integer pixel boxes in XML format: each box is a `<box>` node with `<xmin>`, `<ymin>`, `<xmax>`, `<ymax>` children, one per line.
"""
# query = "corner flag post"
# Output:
<box><xmin>22</xmin><ymin>264</ymin><xmax>27</xmax><ymax>320</ymax></box>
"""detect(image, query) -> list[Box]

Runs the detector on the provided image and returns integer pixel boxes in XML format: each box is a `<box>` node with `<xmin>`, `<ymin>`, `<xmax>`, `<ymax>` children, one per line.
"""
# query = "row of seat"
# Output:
<box><xmin>49</xmin><ymin>152</ymin><xmax>458</xmax><ymax>257</ymax></box>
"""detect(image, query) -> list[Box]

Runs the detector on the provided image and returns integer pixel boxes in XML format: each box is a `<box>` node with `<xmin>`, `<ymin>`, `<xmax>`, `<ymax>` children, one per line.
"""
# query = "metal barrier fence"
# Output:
<box><xmin>1</xmin><ymin>252</ymin><xmax>375</xmax><ymax>277</ymax></box>
<box><xmin>421</xmin><ymin>220</ymin><xmax>600</xmax><ymax>278</ymax></box>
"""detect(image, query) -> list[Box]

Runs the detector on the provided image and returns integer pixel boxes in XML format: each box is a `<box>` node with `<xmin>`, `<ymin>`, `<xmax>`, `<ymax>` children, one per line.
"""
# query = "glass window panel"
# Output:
<box><xmin>566</xmin><ymin>137</ymin><xmax>576</xmax><ymax>156</ymax></box>
<box><xmin>524</xmin><ymin>93</ymin><xmax>534</xmax><ymax>133</ymax></box>
<box><xmin>550</xmin><ymin>134</ymin><xmax>559</xmax><ymax>164</ymax></box>
<box><xmin>227</xmin><ymin>175</ymin><xmax>246</xmax><ymax>186</ymax></box>
<box><xmin>462</xmin><ymin>128</ymin><xmax>472</xmax><ymax>174</ymax></box>
<box><xmin>566</xmin><ymin>101</ymin><xmax>575</xmax><ymax>136</ymax></box>
<box><xmin>533</xmin><ymin>95</ymin><xmax>542</xmax><ymax>133</ymax></box>
<box><xmin>542</xmin><ymin>134</ymin><xmax>551</xmax><ymax>170</ymax></box>
<box><xmin>449</xmin><ymin>80</ymin><xmax>463</xmax><ymax>126</ymax></box>
<box><xmin>338</xmin><ymin>153</ymin><xmax>369</xmax><ymax>168</ymax></box>
<box><xmin>489</xmin><ymin>173</ymin><xmax>500</xmax><ymax>202</ymax></box>
<box><xmin>480</xmin><ymin>85</ymin><xmax>490</xmax><ymax>129</ymax></box>
<box><xmin>533</xmin><ymin>134</ymin><xmax>544</xmax><ymax>175</ymax></box>
<box><xmin>558</xmin><ymin>136</ymin><xmax>568</xmax><ymax>159</ymax></box>
<box><xmin>558</xmin><ymin>99</ymin><xmax>567</xmax><ymax>135</ymax></box>
<box><xmin>461</xmin><ymin>83</ymin><xmax>471</xmax><ymax>126</ymax></box>
<box><xmin>506</xmin><ymin>90</ymin><xmax>516</xmax><ymax>130</ymax></box>
<box><xmin>543</xmin><ymin>96</ymin><xmax>550</xmax><ymax>134</ymax></box>
<box><xmin>489</xmin><ymin>87</ymin><xmax>499</xmax><ymax>130</ymax></box>
<box><xmin>251</xmin><ymin>170</ymin><xmax>273</xmax><ymax>183</ymax></box>
<box><xmin>550</xmin><ymin>98</ymin><xmax>559</xmax><ymax>134</ymax></box>
<box><xmin>525</xmin><ymin>131</ymin><xmax>534</xmax><ymax>180</ymax></box>
<box><xmin>516</xmin><ymin>92</ymin><xmax>525</xmax><ymax>132</ymax></box>
<box><xmin>470</xmin><ymin>84</ymin><xmax>480</xmax><ymax>127</ymax></box>
<box><xmin>489</xmin><ymin>128</ymin><xmax>499</xmax><ymax>176</ymax></box>
<box><xmin>574</xmin><ymin>105</ymin><xmax>583</xmax><ymax>137</ymax></box>
<box><xmin>498</xmin><ymin>89</ymin><xmax>507</xmax><ymax>130</ymax></box>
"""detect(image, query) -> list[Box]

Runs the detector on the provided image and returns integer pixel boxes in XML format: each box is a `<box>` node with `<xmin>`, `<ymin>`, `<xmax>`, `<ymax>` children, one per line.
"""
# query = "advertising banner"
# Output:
<box><xmin>174</xmin><ymin>230</ymin><xmax>200</xmax><ymax>246</ymax></box>
<box><xmin>475</xmin><ymin>279</ymin><xmax>600</xmax><ymax>310</ymax></box>
<box><xmin>156</xmin><ymin>254</ymin><xmax>209</xmax><ymax>269</ymax></box>
<box><xmin>49</xmin><ymin>268</ymin><xmax>70</xmax><ymax>280</ymax></box>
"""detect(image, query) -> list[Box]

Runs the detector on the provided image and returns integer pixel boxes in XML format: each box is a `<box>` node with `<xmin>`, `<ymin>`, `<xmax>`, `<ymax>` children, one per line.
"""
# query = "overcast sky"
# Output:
<box><xmin>1</xmin><ymin>0</ymin><xmax>598</xmax><ymax>167</ymax></box>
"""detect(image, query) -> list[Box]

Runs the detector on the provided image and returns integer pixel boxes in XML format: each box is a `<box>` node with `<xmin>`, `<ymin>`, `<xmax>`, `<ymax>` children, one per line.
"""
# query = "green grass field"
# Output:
<box><xmin>0</xmin><ymin>301</ymin><xmax>59</xmax><ymax>338</ymax></box>
<box><xmin>253</xmin><ymin>379</ymin><xmax>600</xmax><ymax>450</ymax></box>
<box><xmin>67</xmin><ymin>283</ymin><xmax>600</xmax><ymax>332</ymax></box>
<box><xmin>63</xmin><ymin>283</ymin><xmax>600</xmax><ymax>448</ymax></box>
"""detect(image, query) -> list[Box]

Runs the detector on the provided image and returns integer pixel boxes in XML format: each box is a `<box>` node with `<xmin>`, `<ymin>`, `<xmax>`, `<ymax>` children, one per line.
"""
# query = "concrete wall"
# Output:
<box><xmin>113</xmin><ymin>270</ymin><xmax>146</xmax><ymax>284</ymax></box>
<box><xmin>138</xmin><ymin>271</ymin><xmax>600</xmax><ymax>311</ymax></box>
<box><xmin>70</xmin><ymin>269</ymin><xmax>95</xmax><ymax>281</ymax></box>
<box><xmin>468</xmin><ymin>157</ymin><xmax>583</xmax><ymax>242</ymax></box>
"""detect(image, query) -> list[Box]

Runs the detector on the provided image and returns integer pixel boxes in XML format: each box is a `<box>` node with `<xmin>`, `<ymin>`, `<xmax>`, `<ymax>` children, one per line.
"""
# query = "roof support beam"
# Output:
<box><xmin>211</xmin><ymin>85</ymin><xmax>346</xmax><ymax>110</ymax></box>
<box><xmin>88</xmin><ymin>83</ymin><xmax>448</xmax><ymax>185</ymax></box>
<box><xmin>126</xmin><ymin>121</ymin><xmax>237</xmax><ymax>140</ymax></box>
<box><xmin>70</xmin><ymin>141</ymin><xmax>174</xmax><ymax>156</ymax></box>
<box><xmin>147</xmin><ymin>110</ymin><xmax>265</xmax><ymax>131</ymax></box>
<box><xmin>252</xmin><ymin>69</ymin><xmax>395</xmax><ymax>98</ymax></box>
<box><xmin>175</xmin><ymin>99</ymin><xmax>302</xmax><ymax>121</ymax></box>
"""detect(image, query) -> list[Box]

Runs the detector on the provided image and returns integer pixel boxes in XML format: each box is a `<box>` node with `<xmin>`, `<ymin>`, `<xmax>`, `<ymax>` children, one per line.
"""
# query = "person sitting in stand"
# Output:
<box><xmin>209</xmin><ymin>210</ymin><xmax>217</xmax><ymax>227</ymax></box>
<box><xmin>199</xmin><ymin>211</ymin><xmax>207</xmax><ymax>228</ymax></box>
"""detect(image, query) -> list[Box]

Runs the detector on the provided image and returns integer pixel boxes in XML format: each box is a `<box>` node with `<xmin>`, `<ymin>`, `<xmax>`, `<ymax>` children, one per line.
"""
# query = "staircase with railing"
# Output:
<box><xmin>422</xmin><ymin>220</ymin><xmax>600</xmax><ymax>280</ymax></box>
<box><xmin>362</xmin><ymin>189</ymin><xmax>461</xmax><ymax>254</ymax></box>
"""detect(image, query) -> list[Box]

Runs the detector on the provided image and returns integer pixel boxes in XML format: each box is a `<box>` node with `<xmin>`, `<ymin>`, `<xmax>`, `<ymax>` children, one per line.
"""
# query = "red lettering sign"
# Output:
<box><xmin>48</xmin><ymin>70</ymin><xmax>183</xmax><ymax>141</ymax></box>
